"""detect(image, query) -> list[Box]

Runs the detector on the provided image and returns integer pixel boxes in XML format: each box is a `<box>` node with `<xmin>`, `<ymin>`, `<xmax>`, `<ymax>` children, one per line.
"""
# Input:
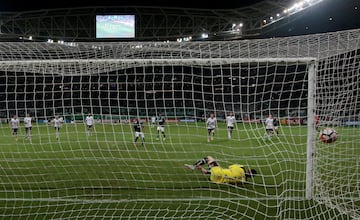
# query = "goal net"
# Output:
<box><xmin>0</xmin><ymin>29</ymin><xmax>359</xmax><ymax>219</ymax></box>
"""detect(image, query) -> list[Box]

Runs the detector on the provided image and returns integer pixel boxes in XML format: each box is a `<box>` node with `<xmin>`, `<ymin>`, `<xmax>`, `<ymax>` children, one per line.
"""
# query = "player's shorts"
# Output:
<box><xmin>55</xmin><ymin>127</ymin><xmax>61</xmax><ymax>131</ymax></box>
<box><xmin>208</xmin><ymin>128</ymin><xmax>215</xmax><ymax>134</ymax></box>
<box><xmin>227</xmin><ymin>126</ymin><xmax>234</xmax><ymax>130</ymax></box>
<box><xmin>135</xmin><ymin>132</ymin><xmax>145</xmax><ymax>138</ymax></box>
<box><xmin>87</xmin><ymin>125</ymin><xmax>93</xmax><ymax>129</ymax></box>
<box><xmin>157</xmin><ymin>126</ymin><xmax>165</xmax><ymax>132</ymax></box>
<box><xmin>266</xmin><ymin>128</ymin><xmax>274</xmax><ymax>133</ymax></box>
<box><xmin>12</xmin><ymin>128</ymin><xmax>18</xmax><ymax>134</ymax></box>
<box><xmin>25</xmin><ymin>127</ymin><xmax>32</xmax><ymax>131</ymax></box>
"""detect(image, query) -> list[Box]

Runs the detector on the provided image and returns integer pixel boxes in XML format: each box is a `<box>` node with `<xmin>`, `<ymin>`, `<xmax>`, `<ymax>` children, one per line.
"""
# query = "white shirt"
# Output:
<box><xmin>151</xmin><ymin>117</ymin><xmax>156</xmax><ymax>123</ymax></box>
<box><xmin>265</xmin><ymin>118</ymin><xmax>274</xmax><ymax>129</ymax></box>
<box><xmin>85</xmin><ymin>116</ymin><xmax>94</xmax><ymax>126</ymax></box>
<box><xmin>206</xmin><ymin>117</ymin><xmax>217</xmax><ymax>129</ymax></box>
<box><xmin>54</xmin><ymin>118</ymin><xmax>63</xmax><ymax>128</ymax></box>
<box><xmin>24</xmin><ymin>117</ymin><xmax>32</xmax><ymax>128</ymax></box>
<box><xmin>226</xmin><ymin>116</ymin><xmax>236</xmax><ymax>127</ymax></box>
<box><xmin>10</xmin><ymin>118</ymin><xmax>20</xmax><ymax>129</ymax></box>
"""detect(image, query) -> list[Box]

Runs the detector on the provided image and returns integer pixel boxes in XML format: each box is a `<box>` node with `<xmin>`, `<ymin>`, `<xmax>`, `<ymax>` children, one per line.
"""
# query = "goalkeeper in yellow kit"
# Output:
<box><xmin>184</xmin><ymin>156</ymin><xmax>257</xmax><ymax>184</ymax></box>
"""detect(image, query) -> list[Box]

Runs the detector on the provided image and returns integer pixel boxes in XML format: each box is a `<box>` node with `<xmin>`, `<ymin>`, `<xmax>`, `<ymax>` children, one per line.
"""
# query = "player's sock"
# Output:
<box><xmin>184</xmin><ymin>164</ymin><xmax>195</xmax><ymax>171</ymax></box>
<box><xmin>141</xmin><ymin>139</ymin><xmax>145</xmax><ymax>147</ymax></box>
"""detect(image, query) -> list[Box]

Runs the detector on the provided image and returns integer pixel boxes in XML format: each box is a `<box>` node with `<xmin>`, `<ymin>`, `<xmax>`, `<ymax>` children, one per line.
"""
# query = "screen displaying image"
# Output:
<box><xmin>96</xmin><ymin>15</ymin><xmax>135</xmax><ymax>38</ymax></box>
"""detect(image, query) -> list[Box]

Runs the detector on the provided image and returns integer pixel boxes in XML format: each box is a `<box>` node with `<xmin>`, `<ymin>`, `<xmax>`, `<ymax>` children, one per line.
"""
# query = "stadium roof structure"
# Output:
<box><xmin>0</xmin><ymin>0</ymin><xmax>304</xmax><ymax>41</ymax></box>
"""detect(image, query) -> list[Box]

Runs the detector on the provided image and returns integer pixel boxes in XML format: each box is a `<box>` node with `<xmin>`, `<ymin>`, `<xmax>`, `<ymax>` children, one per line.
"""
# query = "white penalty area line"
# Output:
<box><xmin>0</xmin><ymin>197</ymin><xmax>286</xmax><ymax>203</ymax></box>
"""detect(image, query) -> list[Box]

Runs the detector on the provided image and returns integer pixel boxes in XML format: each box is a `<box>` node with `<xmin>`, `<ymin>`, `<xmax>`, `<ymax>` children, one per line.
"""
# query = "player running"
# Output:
<box><xmin>85</xmin><ymin>113</ymin><xmax>95</xmax><ymax>136</ymax></box>
<box><xmin>206</xmin><ymin>112</ymin><xmax>217</xmax><ymax>142</ymax></box>
<box><xmin>226</xmin><ymin>112</ymin><xmax>236</xmax><ymax>140</ymax></box>
<box><xmin>156</xmin><ymin>113</ymin><xmax>166</xmax><ymax>141</ymax></box>
<box><xmin>23</xmin><ymin>113</ymin><xmax>33</xmax><ymax>143</ymax></box>
<box><xmin>9</xmin><ymin>114</ymin><xmax>20</xmax><ymax>141</ymax></box>
<box><xmin>184</xmin><ymin>156</ymin><xmax>257</xmax><ymax>184</ymax></box>
<box><xmin>133</xmin><ymin>118</ymin><xmax>145</xmax><ymax>147</ymax></box>
<box><xmin>150</xmin><ymin>115</ymin><xmax>156</xmax><ymax>128</ymax></box>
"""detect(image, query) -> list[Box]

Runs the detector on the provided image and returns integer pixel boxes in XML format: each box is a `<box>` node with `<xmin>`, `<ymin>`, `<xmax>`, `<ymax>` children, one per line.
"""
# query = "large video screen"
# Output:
<box><xmin>96</xmin><ymin>15</ymin><xmax>135</xmax><ymax>38</ymax></box>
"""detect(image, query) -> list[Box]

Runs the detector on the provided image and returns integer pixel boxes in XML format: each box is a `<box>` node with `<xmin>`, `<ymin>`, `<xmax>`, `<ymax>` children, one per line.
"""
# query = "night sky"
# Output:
<box><xmin>0</xmin><ymin>0</ymin><xmax>263</xmax><ymax>11</ymax></box>
<box><xmin>263</xmin><ymin>0</ymin><xmax>360</xmax><ymax>37</ymax></box>
<box><xmin>0</xmin><ymin>0</ymin><xmax>359</xmax><ymax>37</ymax></box>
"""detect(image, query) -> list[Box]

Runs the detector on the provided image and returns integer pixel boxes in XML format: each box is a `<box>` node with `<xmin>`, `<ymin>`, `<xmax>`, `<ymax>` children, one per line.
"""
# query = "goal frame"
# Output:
<box><xmin>1</xmin><ymin>56</ymin><xmax>318</xmax><ymax>198</ymax></box>
<box><xmin>306</xmin><ymin>62</ymin><xmax>316</xmax><ymax>199</ymax></box>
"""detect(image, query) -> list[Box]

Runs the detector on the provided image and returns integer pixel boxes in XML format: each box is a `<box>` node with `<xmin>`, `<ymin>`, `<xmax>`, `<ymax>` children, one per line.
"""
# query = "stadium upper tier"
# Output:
<box><xmin>0</xmin><ymin>0</ymin><xmax>296</xmax><ymax>41</ymax></box>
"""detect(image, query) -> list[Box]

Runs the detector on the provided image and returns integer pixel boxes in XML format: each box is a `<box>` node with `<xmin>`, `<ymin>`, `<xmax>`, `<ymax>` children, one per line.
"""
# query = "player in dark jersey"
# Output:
<box><xmin>273</xmin><ymin>117</ymin><xmax>279</xmax><ymax>135</ymax></box>
<box><xmin>156</xmin><ymin>113</ymin><xmax>166</xmax><ymax>141</ymax></box>
<box><xmin>133</xmin><ymin>118</ymin><xmax>145</xmax><ymax>147</ymax></box>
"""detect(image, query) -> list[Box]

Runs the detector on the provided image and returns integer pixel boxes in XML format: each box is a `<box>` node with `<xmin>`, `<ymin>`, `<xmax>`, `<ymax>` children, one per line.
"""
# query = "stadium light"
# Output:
<box><xmin>201</xmin><ymin>33</ymin><xmax>208</xmax><ymax>39</ymax></box>
<box><xmin>231</xmin><ymin>23</ymin><xmax>243</xmax><ymax>32</ymax></box>
<box><xmin>263</xmin><ymin>0</ymin><xmax>325</xmax><ymax>27</ymax></box>
<box><xmin>19</xmin><ymin>36</ymin><xmax>33</xmax><ymax>41</ymax></box>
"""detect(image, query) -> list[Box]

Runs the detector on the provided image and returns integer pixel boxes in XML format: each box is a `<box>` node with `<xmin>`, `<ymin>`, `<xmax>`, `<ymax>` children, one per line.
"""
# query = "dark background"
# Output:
<box><xmin>1</xmin><ymin>0</ymin><xmax>263</xmax><ymax>11</ymax></box>
<box><xmin>1</xmin><ymin>0</ymin><xmax>359</xmax><ymax>37</ymax></box>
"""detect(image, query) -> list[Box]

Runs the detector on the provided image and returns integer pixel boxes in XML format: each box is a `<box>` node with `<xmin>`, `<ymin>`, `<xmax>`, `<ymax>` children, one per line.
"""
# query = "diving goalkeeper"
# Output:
<box><xmin>184</xmin><ymin>156</ymin><xmax>257</xmax><ymax>184</ymax></box>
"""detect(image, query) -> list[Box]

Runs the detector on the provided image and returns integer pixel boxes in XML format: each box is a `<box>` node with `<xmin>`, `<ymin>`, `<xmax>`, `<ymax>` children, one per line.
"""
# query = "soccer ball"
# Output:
<box><xmin>319</xmin><ymin>127</ymin><xmax>338</xmax><ymax>143</ymax></box>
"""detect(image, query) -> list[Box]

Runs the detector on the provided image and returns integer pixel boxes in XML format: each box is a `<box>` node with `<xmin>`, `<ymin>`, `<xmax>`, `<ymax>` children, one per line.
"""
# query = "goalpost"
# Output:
<box><xmin>0</xmin><ymin>29</ymin><xmax>359</xmax><ymax>219</ymax></box>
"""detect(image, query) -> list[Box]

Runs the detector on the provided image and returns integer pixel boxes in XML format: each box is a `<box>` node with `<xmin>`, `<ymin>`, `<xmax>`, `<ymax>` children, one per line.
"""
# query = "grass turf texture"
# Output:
<box><xmin>0</xmin><ymin>122</ymin><xmax>356</xmax><ymax>219</ymax></box>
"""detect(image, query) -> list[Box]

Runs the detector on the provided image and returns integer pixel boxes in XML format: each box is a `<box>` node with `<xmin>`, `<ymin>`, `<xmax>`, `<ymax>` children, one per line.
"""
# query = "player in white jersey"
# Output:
<box><xmin>264</xmin><ymin>114</ymin><xmax>275</xmax><ymax>139</ymax></box>
<box><xmin>206</xmin><ymin>112</ymin><xmax>217</xmax><ymax>142</ymax></box>
<box><xmin>226</xmin><ymin>112</ymin><xmax>236</xmax><ymax>140</ymax></box>
<box><xmin>53</xmin><ymin>115</ymin><xmax>63</xmax><ymax>140</ymax></box>
<box><xmin>9</xmin><ymin>115</ymin><xmax>20</xmax><ymax>141</ymax></box>
<box><xmin>23</xmin><ymin>113</ymin><xmax>33</xmax><ymax>143</ymax></box>
<box><xmin>85</xmin><ymin>113</ymin><xmax>95</xmax><ymax>136</ymax></box>
<box><xmin>150</xmin><ymin>115</ymin><xmax>156</xmax><ymax>128</ymax></box>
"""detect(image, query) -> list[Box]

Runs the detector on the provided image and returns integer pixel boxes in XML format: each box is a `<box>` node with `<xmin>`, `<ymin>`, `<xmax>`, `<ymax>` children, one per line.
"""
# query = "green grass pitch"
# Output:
<box><xmin>0</xmin><ymin>122</ymin><xmax>356</xmax><ymax>219</ymax></box>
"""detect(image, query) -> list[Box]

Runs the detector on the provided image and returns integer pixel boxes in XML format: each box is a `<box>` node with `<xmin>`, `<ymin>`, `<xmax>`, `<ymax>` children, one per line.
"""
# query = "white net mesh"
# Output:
<box><xmin>0</xmin><ymin>29</ymin><xmax>359</xmax><ymax>219</ymax></box>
